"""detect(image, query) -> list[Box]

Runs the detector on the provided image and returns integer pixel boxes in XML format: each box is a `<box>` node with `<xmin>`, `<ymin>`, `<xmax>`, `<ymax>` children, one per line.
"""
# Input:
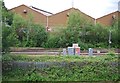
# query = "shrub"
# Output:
<box><xmin>2</xmin><ymin>25</ymin><xmax>19</xmax><ymax>53</ymax></box>
<box><xmin>43</xmin><ymin>35</ymin><xmax>59</xmax><ymax>48</ymax></box>
<box><xmin>11</xmin><ymin>14</ymin><xmax>48</xmax><ymax>47</ymax></box>
<box><xmin>107</xmin><ymin>51</ymin><xmax>116</xmax><ymax>56</ymax></box>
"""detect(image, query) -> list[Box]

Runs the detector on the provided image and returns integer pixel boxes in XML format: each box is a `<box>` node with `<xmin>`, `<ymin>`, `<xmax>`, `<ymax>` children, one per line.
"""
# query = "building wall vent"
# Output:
<box><xmin>112</xmin><ymin>15</ymin><xmax>116</xmax><ymax>19</ymax></box>
<box><xmin>23</xmin><ymin>9</ymin><xmax>27</xmax><ymax>13</ymax></box>
<box><xmin>67</xmin><ymin>13</ymin><xmax>69</xmax><ymax>17</ymax></box>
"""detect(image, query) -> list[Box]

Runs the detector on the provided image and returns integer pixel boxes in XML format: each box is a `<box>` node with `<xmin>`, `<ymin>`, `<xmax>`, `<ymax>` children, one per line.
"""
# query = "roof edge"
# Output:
<box><xmin>49</xmin><ymin>7</ymin><xmax>95</xmax><ymax>19</ymax></box>
<box><xmin>8</xmin><ymin>4</ymin><xmax>51</xmax><ymax>16</ymax></box>
<box><xmin>96</xmin><ymin>10</ymin><xmax>120</xmax><ymax>20</ymax></box>
<box><xmin>31</xmin><ymin>6</ymin><xmax>53</xmax><ymax>15</ymax></box>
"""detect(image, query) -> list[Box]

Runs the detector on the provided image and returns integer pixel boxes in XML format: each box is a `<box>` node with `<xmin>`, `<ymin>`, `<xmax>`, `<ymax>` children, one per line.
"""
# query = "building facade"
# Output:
<box><xmin>96</xmin><ymin>11</ymin><xmax>120</xmax><ymax>26</ymax></box>
<box><xmin>10</xmin><ymin>5</ymin><xmax>95</xmax><ymax>31</ymax></box>
<box><xmin>9</xmin><ymin>4</ymin><xmax>119</xmax><ymax>31</ymax></box>
<box><xmin>9</xmin><ymin>4</ymin><xmax>52</xmax><ymax>27</ymax></box>
<box><xmin>48</xmin><ymin>8</ymin><xmax>95</xmax><ymax>29</ymax></box>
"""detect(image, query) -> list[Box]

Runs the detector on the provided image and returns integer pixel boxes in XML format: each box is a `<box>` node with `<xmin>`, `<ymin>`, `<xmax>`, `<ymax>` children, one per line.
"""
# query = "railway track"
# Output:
<box><xmin>10</xmin><ymin>47</ymin><xmax>120</xmax><ymax>55</ymax></box>
<box><xmin>10</xmin><ymin>52</ymin><xmax>120</xmax><ymax>55</ymax></box>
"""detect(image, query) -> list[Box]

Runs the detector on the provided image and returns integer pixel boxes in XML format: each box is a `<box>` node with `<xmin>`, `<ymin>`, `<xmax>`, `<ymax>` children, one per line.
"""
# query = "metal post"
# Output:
<box><xmin>108</xmin><ymin>30</ymin><xmax>111</xmax><ymax>50</ymax></box>
<box><xmin>94</xmin><ymin>19</ymin><xmax>96</xmax><ymax>25</ymax></box>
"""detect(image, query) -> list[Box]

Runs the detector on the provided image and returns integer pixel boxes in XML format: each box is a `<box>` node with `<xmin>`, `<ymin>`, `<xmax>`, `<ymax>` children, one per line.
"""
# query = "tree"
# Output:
<box><xmin>64</xmin><ymin>12</ymin><xmax>82</xmax><ymax>46</ymax></box>
<box><xmin>12</xmin><ymin>14</ymin><xmax>48</xmax><ymax>47</ymax></box>
<box><xmin>110</xmin><ymin>19</ymin><xmax>120</xmax><ymax>48</ymax></box>
<box><xmin>2</xmin><ymin>1</ymin><xmax>18</xmax><ymax>53</ymax></box>
<box><xmin>2</xmin><ymin>1</ymin><xmax>13</xmax><ymax>25</ymax></box>
<box><xmin>2</xmin><ymin>25</ymin><xmax>18</xmax><ymax>53</ymax></box>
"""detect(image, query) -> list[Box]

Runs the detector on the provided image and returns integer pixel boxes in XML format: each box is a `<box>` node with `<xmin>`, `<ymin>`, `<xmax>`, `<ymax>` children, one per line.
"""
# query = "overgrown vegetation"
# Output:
<box><xmin>2</xmin><ymin>1</ymin><xmax>119</xmax><ymax>82</ymax></box>
<box><xmin>43</xmin><ymin>12</ymin><xmax>119</xmax><ymax>49</ymax></box>
<box><xmin>2</xmin><ymin>1</ymin><xmax>18</xmax><ymax>53</ymax></box>
<box><xmin>2</xmin><ymin>53</ymin><xmax>118</xmax><ymax>62</ymax></box>
<box><xmin>2</xmin><ymin>54</ymin><xmax>119</xmax><ymax>81</ymax></box>
<box><xmin>2</xmin><ymin>1</ymin><xmax>119</xmax><ymax>53</ymax></box>
<box><xmin>2</xmin><ymin>2</ymin><xmax>47</xmax><ymax>53</ymax></box>
<box><xmin>12</xmin><ymin>14</ymin><xmax>48</xmax><ymax>47</ymax></box>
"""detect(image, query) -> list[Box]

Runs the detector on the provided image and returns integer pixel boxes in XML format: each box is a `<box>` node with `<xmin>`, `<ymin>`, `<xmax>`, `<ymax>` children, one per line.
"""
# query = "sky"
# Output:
<box><xmin>3</xmin><ymin>0</ymin><xmax>119</xmax><ymax>19</ymax></box>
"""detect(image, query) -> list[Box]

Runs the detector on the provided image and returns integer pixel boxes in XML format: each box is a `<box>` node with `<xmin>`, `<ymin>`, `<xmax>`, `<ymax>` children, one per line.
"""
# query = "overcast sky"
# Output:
<box><xmin>3</xmin><ymin>0</ymin><xmax>119</xmax><ymax>19</ymax></box>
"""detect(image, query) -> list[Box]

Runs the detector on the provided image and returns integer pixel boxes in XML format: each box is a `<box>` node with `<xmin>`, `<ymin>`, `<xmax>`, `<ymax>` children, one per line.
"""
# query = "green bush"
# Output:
<box><xmin>11</xmin><ymin>14</ymin><xmax>48</xmax><ymax>47</ymax></box>
<box><xmin>2</xmin><ymin>60</ymin><xmax>119</xmax><ymax>81</ymax></box>
<box><xmin>2</xmin><ymin>1</ymin><xmax>18</xmax><ymax>53</ymax></box>
<box><xmin>78</xmin><ymin>41</ymin><xmax>88</xmax><ymax>50</ymax></box>
<box><xmin>2</xmin><ymin>25</ymin><xmax>19</xmax><ymax>53</ymax></box>
<box><xmin>107</xmin><ymin>51</ymin><xmax>116</xmax><ymax>56</ymax></box>
<box><xmin>43</xmin><ymin>12</ymin><xmax>118</xmax><ymax>49</ymax></box>
<box><xmin>2</xmin><ymin>53</ymin><xmax>13</xmax><ymax>61</ymax></box>
<box><xmin>43</xmin><ymin>35</ymin><xmax>59</xmax><ymax>48</ymax></box>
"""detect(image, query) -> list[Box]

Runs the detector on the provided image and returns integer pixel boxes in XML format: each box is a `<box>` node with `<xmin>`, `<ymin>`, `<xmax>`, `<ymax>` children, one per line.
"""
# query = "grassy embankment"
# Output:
<box><xmin>2</xmin><ymin>53</ymin><xmax>119</xmax><ymax>81</ymax></box>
